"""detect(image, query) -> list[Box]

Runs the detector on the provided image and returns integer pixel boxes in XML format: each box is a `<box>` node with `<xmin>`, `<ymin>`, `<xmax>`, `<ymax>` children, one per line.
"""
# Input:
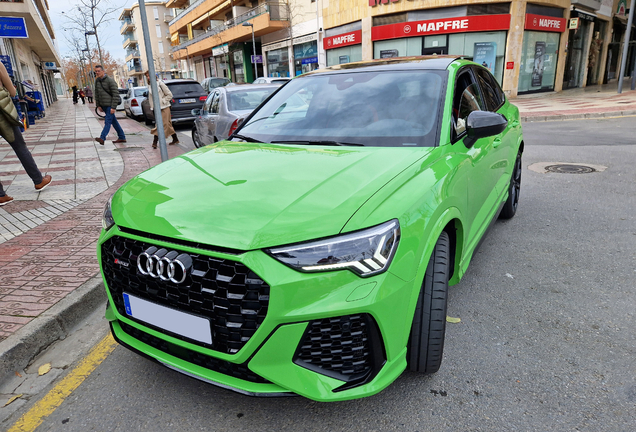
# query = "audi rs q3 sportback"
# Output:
<box><xmin>98</xmin><ymin>56</ymin><xmax>524</xmax><ymax>402</ymax></box>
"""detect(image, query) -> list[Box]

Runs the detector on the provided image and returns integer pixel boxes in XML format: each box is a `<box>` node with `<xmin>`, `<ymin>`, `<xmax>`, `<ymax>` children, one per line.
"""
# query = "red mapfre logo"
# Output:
<box><xmin>524</xmin><ymin>14</ymin><xmax>566</xmax><ymax>32</ymax></box>
<box><xmin>323</xmin><ymin>30</ymin><xmax>362</xmax><ymax>50</ymax></box>
<box><xmin>369</xmin><ymin>0</ymin><xmax>401</xmax><ymax>6</ymax></box>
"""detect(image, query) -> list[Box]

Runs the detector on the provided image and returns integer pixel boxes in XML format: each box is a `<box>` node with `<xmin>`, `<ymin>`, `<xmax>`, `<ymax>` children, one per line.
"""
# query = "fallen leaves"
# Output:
<box><xmin>38</xmin><ymin>363</ymin><xmax>52</xmax><ymax>376</ymax></box>
<box><xmin>446</xmin><ymin>316</ymin><xmax>461</xmax><ymax>323</ymax></box>
<box><xmin>3</xmin><ymin>394</ymin><xmax>23</xmax><ymax>407</ymax></box>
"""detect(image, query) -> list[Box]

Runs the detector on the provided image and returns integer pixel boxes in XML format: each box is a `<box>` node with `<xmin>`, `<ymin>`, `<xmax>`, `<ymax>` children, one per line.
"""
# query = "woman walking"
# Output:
<box><xmin>78</xmin><ymin>88</ymin><xmax>86</xmax><ymax>104</ymax></box>
<box><xmin>85</xmin><ymin>85</ymin><xmax>93</xmax><ymax>103</ymax></box>
<box><xmin>0</xmin><ymin>62</ymin><xmax>52</xmax><ymax>206</ymax></box>
<box><xmin>144</xmin><ymin>71</ymin><xmax>179</xmax><ymax>149</ymax></box>
<box><xmin>72</xmin><ymin>86</ymin><xmax>78</xmax><ymax>104</ymax></box>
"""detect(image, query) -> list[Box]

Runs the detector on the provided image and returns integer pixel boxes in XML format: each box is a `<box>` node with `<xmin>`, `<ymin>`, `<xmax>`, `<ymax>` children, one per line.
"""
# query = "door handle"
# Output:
<box><xmin>493</xmin><ymin>138</ymin><xmax>502</xmax><ymax>148</ymax></box>
<box><xmin>510</xmin><ymin>120</ymin><xmax>520</xmax><ymax>128</ymax></box>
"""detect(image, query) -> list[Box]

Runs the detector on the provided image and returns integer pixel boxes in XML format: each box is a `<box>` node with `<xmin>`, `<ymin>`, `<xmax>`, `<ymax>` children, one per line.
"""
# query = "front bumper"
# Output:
<box><xmin>98</xmin><ymin>227</ymin><xmax>415</xmax><ymax>401</ymax></box>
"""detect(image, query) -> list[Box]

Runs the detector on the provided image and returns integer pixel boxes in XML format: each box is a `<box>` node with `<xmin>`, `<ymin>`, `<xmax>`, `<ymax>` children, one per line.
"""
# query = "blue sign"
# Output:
<box><xmin>0</xmin><ymin>55</ymin><xmax>13</xmax><ymax>77</ymax></box>
<box><xmin>0</xmin><ymin>17</ymin><xmax>28</xmax><ymax>39</ymax></box>
<box><xmin>301</xmin><ymin>56</ymin><xmax>318</xmax><ymax>65</ymax></box>
<box><xmin>251</xmin><ymin>55</ymin><xmax>263</xmax><ymax>64</ymax></box>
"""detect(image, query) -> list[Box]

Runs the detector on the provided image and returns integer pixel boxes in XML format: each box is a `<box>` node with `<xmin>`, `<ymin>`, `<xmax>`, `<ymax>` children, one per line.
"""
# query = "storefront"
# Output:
<box><xmin>518</xmin><ymin>6</ymin><xmax>567</xmax><ymax>93</ymax></box>
<box><xmin>293</xmin><ymin>35</ymin><xmax>319</xmax><ymax>76</ymax></box>
<box><xmin>563</xmin><ymin>10</ymin><xmax>596</xmax><ymax>89</ymax></box>
<box><xmin>371</xmin><ymin>11</ymin><xmax>511</xmax><ymax>83</ymax></box>
<box><xmin>264</xmin><ymin>41</ymin><xmax>291</xmax><ymax>77</ymax></box>
<box><xmin>324</xmin><ymin>23</ymin><xmax>363</xmax><ymax>66</ymax></box>
<box><xmin>212</xmin><ymin>44</ymin><xmax>231</xmax><ymax>80</ymax></box>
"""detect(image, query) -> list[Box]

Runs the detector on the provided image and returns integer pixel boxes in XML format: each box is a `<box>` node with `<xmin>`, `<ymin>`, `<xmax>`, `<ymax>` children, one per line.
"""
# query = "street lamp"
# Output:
<box><xmin>84</xmin><ymin>31</ymin><xmax>96</xmax><ymax>89</ymax></box>
<box><xmin>242</xmin><ymin>22</ymin><xmax>258</xmax><ymax>79</ymax></box>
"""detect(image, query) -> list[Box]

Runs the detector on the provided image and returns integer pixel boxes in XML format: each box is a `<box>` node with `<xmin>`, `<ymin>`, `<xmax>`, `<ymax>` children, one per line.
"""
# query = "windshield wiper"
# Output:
<box><xmin>232</xmin><ymin>134</ymin><xmax>263</xmax><ymax>143</ymax></box>
<box><xmin>271</xmin><ymin>140</ymin><xmax>364</xmax><ymax>147</ymax></box>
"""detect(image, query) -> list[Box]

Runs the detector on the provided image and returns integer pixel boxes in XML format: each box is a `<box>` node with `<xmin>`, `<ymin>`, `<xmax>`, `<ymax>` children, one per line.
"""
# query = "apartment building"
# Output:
<box><xmin>0</xmin><ymin>0</ymin><xmax>62</xmax><ymax>107</ymax></box>
<box><xmin>167</xmin><ymin>0</ymin><xmax>322</xmax><ymax>83</ymax></box>
<box><xmin>120</xmin><ymin>1</ymin><xmax>176</xmax><ymax>87</ymax></box>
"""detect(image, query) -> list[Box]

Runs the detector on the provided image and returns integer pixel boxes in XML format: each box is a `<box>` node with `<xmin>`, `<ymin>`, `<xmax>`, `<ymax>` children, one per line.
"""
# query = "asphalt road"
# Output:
<box><xmin>3</xmin><ymin>117</ymin><xmax>635</xmax><ymax>432</ymax></box>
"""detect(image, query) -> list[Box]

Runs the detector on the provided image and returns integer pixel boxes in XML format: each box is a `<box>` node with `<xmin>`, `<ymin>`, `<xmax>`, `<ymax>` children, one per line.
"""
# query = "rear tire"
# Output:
<box><xmin>407</xmin><ymin>231</ymin><xmax>451</xmax><ymax>374</ymax></box>
<box><xmin>499</xmin><ymin>149</ymin><xmax>522</xmax><ymax>219</ymax></box>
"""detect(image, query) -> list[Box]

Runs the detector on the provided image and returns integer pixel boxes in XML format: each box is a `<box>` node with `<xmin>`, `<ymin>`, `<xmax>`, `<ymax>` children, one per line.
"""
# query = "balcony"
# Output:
<box><xmin>164</xmin><ymin>13</ymin><xmax>174</xmax><ymax>22</ymax></box>
<box><xmin>122</xmin><ymin>32</ymin><xmax>138</xmax><ymax>49</ymax></box>
<box><xmin>125</xmin><ymin>49</ymin><xmax>140</xmax><ymax>62</ymax></box>
<box><xmin>169</xmin><ymin>0</ymin><xmax>207</xmax><ymax>28</ymax></box>
<box><xmin>171</xmin><ymin>2</ymin><xmax>288</xmax><ymax>59</ymax></box>
<box><xmin>120</xmin><ymin>18</ymin><xmax>134</xmax><ymax>34</ymax></box>
<box><xmin>128</xmin><ymin>64</ymin><xmax>143</xmax><ymax>74</ymax></box>
<box><xmin>166</xmin><ymin>0</ymin><xmax>190</xmax><ymax>10</ymax></box>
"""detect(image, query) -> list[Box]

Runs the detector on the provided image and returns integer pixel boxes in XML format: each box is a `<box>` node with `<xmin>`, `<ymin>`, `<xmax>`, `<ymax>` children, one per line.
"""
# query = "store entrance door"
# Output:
<box><xmin>564</xmin><ymin>16</ymin><xmax>593</xmax><ymax>89</ymax></box>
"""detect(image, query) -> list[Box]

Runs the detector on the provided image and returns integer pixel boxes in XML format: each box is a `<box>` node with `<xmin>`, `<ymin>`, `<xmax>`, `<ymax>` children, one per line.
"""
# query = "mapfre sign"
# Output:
<box><xmin>371</xmin><ymin>15</ymin><xmax>511</xmax><ymax>41</ymax></box>
<box><xmin>524</xmin><ymin>14</ymin><xmax>567</xmax><ymax>32</ymax></box>
<box><xmin>323</xmin><ymin>30</ymin><xmax>362</xmax><ymax>50</ymax></box>
<box><xmin>369</xmin><ymin>0</ymin><xmax>409</xmax><ymax>6</ymax></box>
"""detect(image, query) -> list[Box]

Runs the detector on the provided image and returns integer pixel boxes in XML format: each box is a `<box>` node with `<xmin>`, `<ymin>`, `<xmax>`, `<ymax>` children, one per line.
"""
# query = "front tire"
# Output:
<box><xmin>192</xmin><ymin>127</ymin><xmax>203</xmax><ymax>148</ymax></box>
<box><xmin>499</xmin><ymin>149</ymin><xmax>522</xmax><ymax>219</ymax></box>
<box><xmin>407</xmin><ymin>231</ymin><xmax>451</xmax><ymax>374</ymax></box>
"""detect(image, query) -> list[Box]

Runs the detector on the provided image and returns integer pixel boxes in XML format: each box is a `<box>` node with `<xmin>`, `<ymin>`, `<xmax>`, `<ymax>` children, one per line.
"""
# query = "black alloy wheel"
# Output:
<box><xmin>407</xmin><ymin>231</ymin><xmax>451</xmax><ymax>374</ymax></box>
<box><xmin>499</xmin><ymin>149</ymin><xmax>522</xmax><ymax>219</ymax></box>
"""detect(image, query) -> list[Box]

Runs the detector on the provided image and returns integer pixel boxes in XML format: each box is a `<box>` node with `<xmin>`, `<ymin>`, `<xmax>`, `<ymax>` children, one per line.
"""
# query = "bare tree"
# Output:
<box><xmin>62</xmin><ymin>0</ymin><xmax>120</xmax><ymax>67</ymax></box>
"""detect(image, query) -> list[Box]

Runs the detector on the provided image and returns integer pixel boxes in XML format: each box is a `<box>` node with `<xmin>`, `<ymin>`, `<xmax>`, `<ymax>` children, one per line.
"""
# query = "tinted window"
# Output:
<box><xmin>475</xmin><ymin>68</ymin><xmax>503</xmax><ymax>111</ymax></box>
<box><xmin>168</xmin><ymin>83</ymin><xmax>205</xmax><ymax>96</ymax></box>
<box><xmin>452</xmin><ymin>71</ymin><xmax>485</xmax><ymax>137</ymax></box>
<box><xmin>228</xmin><ymin>88</ymin><xmax>277</xmax><ymax>111</ymax></box>
<box><xmin>210</xmin><ymin>92</ymin><xmax>221</xmax><ymax>114</ymax></box>
<box><xmin>203</xmin><ymin>93</ymin><xmax>215</xmax><ymax>112</ymax></box>
<box><xmin>239</xmin><ymin>70</ymin><xmax>445</xmax><ymax>147</ymax></box>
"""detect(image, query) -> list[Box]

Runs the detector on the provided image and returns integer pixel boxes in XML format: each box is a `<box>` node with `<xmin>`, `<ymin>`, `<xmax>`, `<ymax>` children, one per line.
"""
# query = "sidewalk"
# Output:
<box><xmin>514</xmin><ymin>80</ymin><xmax>636</xmax><ymax>121</ymax></box>
<box><xmin>0</xmin><ymin>84</ymin><xmax>635</xmax><ymax>382</ymax></box>
<box><xmin>0</xmin><ymin>99</ymin><xmax>188</xmax><ymax>380</ymax></box>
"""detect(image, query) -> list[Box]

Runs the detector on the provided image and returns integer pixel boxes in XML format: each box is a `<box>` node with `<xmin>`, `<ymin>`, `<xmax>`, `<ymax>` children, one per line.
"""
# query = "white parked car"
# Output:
<box><xmin>123</xmin><ymin>86</ymin><xmax>147</xmax><ymax>120</ymax></box>
<box><xmin>116</xmin><ymin>88</ymin><xmax>128</xmax><ymax>111</ymax></box>
<box><xmin>252</xmin><ymin>77</ymin><xmax>291</xmax><ymax>85</ymax></box>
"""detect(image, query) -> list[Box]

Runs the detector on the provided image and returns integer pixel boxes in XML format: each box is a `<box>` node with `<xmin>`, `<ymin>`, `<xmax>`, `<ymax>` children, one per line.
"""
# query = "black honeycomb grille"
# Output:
<box><xmin>101</xmin><ymin>236</ymin><xmax>270</xmax><ymax>354</ymax></box>
<box><xmin>294</xmin><ymin>314</ymin><xmax>374</xmax><ymax>381</ymax></box>
<box><xmin>118</xmin><ymin>322</ymin><xmax>269</xmax><ymax>383</ymax></box>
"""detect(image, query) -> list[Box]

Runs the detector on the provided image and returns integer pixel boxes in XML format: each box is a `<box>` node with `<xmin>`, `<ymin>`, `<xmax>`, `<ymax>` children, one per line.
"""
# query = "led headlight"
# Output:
<box><xmin>102</xmin><ymin>195</ymin><xmax>115</xmax><ymax>231</ymax></box>
<box><xmin>267</xmin><ymin>219</ymin><xmax>400</xmax><ymax>277</ymax></box>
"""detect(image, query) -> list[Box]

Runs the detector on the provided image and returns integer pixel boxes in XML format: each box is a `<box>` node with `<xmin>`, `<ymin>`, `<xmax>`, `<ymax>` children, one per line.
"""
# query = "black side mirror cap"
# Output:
<box><xmin>464</xmin><ymin>111</ymin><xmax>508</xmax><ymax>148</ymax></box>
<box><xmin>143</xmin><ymin>92</ymin><xmax>148</xmax><ymax>97</ymax></box>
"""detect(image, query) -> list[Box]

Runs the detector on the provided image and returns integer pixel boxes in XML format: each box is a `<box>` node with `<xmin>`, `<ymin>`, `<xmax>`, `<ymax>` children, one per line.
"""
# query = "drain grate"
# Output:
<box><xmin>113</xmin><ymin>147</ymin><xmax>144</xmax><ymax>152</ymax></box>
<box><xmin>545</xmin><ymin>164</ymin><xmax>596</xmax><ymax>174</ymax></box>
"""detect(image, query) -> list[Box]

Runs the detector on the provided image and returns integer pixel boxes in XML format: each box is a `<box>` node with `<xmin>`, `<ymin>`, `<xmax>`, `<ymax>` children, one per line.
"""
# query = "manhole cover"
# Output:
<box><xmin>544</xmin><ymin>164</ymin><xmax>596</xmax><ymax>174</ymax></box>
<box><xmin>113</xmin><ymin>147</ymin><xmax>144</xmax><ymax>152</ymax></box>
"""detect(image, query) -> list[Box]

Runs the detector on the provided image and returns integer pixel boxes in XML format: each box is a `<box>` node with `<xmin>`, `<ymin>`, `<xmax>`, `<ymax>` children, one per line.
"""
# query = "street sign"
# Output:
<box><xmin>251</xmin><ymin>55</ymin><xmax>263</xmax><ymax>64</ymax></box>
<box><xmin>0</xmin><ymin>17</ymin><xmax>28</xmax><ymax>38</ymax></box>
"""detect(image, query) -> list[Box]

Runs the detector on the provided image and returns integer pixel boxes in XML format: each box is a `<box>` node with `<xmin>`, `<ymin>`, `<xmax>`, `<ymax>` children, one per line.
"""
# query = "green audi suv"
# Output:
<box><xmin>99</xmin><ymin>56</ymin><xmax>523</xmax><ymax>401</ymax></box>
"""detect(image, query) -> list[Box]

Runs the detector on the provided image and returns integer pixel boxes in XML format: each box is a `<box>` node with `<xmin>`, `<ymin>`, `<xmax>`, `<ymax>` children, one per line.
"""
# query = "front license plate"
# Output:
<box><xmin>178</xmin><ymin>98</ymin><xmax>196</xmax><ymax>103</ymax></box>
<box><xmin>122</xmin><ymin>293</ymin><xmax>212</xmax><ymax>344</ymax></box>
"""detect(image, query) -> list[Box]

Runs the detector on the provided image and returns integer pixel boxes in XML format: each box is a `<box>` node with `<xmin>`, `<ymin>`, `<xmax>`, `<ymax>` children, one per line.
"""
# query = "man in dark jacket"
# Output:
<box><xmin>93</xmin><ymin>65</ymin><xmax>126</xmax><ymax>145</ymax></box>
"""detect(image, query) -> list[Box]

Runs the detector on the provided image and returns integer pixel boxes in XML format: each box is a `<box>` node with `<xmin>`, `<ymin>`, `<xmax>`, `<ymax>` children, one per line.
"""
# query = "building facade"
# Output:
<box><xmin>167</xmin><ymin>0</ymin><xmax>324</xmax><ymax>83</ymax></box>
<box><xmin>0</xmin><ymin>0</ymin><xmax>61</xmax><ymax>108</ymax></box>
<box><xmin>120</xmin><ymin>1</ymin><xmax>176</xmax><ymax>87</ymax></box>
<box><xmin>320</xmin><ymin>0</ymin><xmax>634</xmax><ymax>96</ymax></box>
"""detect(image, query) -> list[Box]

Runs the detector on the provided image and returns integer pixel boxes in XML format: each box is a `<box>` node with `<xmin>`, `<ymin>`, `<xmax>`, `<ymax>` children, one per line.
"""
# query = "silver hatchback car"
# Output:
<box><xmin>191</xmin><ymin>84</ymin><xmax>281</xmax><ymax>148</ymax></box>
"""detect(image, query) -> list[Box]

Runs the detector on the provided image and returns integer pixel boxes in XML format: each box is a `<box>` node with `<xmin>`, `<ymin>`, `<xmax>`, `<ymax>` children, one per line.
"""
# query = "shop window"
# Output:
<box><xmin>519</xmin><ymin>31</ymin><xmax>560</xmax><ymax>93</ymax></box>
<box><xmin>448</xmin><ymin>31</ymin><xmax>507</xmax><ymax>84</ymax></box>
<box><xmin>327</xmin><ymin>45</ymin><xmax>362</xmax><ymax>66</ymax></box>
<box><xmin>374</xmin><ymin>38</ymin><xmax>423</xmax><ymax>59</ymax></box>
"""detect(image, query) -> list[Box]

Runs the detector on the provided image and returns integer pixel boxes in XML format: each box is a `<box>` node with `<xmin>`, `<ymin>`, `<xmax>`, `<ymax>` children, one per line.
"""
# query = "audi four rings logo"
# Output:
<box><xmin>137</xmin><ymin>246</ymin><xmax>193</xmax><ymax>284</ymax></box>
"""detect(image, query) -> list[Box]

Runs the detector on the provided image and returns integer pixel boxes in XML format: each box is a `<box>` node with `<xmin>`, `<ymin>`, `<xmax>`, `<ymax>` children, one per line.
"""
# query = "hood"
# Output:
<box><xmin>113</xmin><ymin>142</ymin><xmax>433</xmax><ymax>250</ymax></box>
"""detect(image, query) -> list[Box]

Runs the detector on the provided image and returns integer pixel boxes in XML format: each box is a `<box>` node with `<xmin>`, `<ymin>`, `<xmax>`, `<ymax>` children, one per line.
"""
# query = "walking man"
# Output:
<box><xmin>93</xmin><ymin>65</ymin><xmax>126</xmax><ymax>145</ymax></box>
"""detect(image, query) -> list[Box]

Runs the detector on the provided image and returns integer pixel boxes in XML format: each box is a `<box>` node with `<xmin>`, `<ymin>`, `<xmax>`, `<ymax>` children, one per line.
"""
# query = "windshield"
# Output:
<box><xmin>134</xmin><ymin>88</ymin><xmax>147</xmax><ymax>97</ymax></box>
<box><xmin>228</xmin><ymin>88</ymin><xmax>278</xmax><ymax>111</ymax></box>
<box><xmin>238</xmin><ymin>70</ymin><xmax>445</xmax><ymax>147</ymax></box>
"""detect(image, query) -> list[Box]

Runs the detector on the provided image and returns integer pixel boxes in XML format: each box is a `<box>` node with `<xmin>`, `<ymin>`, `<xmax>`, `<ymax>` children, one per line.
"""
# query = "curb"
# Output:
<box><xmin>0</xmin><ymin>275</ymin><xmax>106</xmax><ymax>385</ymax></box>
<box><xmin>521</xmin><ymin>109</ymin><xmax>636</xmax><ymax>122</ymax></box>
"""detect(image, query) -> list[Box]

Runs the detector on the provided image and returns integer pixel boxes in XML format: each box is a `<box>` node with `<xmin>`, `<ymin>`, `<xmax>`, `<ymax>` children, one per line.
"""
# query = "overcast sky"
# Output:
<box><xmin>49</xmin><ymin>0</ymin><xmax>137</xmax><ymax>63</ymax></box>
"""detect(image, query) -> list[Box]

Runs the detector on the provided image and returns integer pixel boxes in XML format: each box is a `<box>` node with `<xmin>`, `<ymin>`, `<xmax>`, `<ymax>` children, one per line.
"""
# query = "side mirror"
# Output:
<box><xmin>191</xmin><ymin>109</ymin><xmax>201</xmax><ymax>116</ymax></box>
<box><xmin>464</xmin><ymin>111</ymin><xmax>508</xmax><ymax>148</ymax></box>
<box><xmin>143</xmin><ymin>92</ymin><xmax>148</xmax><ymax>97</ymax></box>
